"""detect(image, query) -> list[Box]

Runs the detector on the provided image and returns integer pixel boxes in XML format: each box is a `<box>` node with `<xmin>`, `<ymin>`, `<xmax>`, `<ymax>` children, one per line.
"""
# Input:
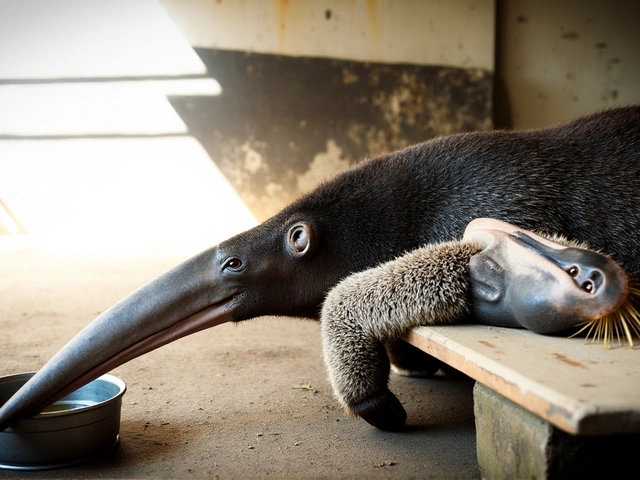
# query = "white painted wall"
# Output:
<box><xmin>159</xmin><ymin>0</ymin><xmax>496</xmax><ymax>71</ymax></box>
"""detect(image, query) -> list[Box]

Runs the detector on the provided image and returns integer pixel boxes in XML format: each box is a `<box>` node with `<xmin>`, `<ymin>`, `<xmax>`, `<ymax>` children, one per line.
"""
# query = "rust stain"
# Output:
<box><xmin>561</xmin><ymin>31</ymin><xmax>580</xmax><ymax>40</ymax></box>
<box><xmin>552</xmin><ymin>353</ymin><xmax>587</xmax><ymax>369</ymax></box>
<box><xmin>580</xmin><ymin>383</ymin><xmax>597</xmax><ymax>388</ymax></box>
<box><xmin>367</xmin><ymin>0</ymin><xmax>382</xmax><ymax>57</ymax></box>
<box><xmin>478</xmin><ymin>340</ymin><xmax>496</xmax><ymax>349</ymax></box>
<box><xmin>278</xmin><ymin>0</ymin><xmax>289</xmax><ymax>53</ymax></box>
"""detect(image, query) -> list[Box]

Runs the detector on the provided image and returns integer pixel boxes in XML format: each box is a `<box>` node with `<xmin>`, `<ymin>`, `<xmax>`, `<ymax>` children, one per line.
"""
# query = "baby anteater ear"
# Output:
<box><xmin>286</xmin><ymin>222</ymin><xmax>316</xmax><ymax>258</ymax></box>
<box><xmin>320</xmin><ymin>239</ymin><xmax>480</xmax><ymax>430</ymax></box>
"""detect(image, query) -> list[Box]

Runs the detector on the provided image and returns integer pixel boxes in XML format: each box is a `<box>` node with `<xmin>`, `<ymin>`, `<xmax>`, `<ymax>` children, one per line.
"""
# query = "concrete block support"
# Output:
<box><xmin>473</xmin><ymin>383</ymin><xmax>639</xmax><ymax>479</ymax></box>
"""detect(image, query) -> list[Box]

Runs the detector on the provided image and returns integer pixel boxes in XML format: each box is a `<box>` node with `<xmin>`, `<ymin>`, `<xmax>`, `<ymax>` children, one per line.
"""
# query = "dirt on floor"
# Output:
<box><xmin>0</xmin><ymin>249</ymin><xmax>480</xmax><ymax>479</ymax></box>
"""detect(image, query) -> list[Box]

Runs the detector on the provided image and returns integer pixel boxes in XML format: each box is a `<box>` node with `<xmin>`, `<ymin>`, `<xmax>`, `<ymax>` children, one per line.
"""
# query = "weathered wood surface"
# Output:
<box><xmin>405</xmin><ymin>325</ymin><xmax>640</xmax><ymax>435</ymax></box>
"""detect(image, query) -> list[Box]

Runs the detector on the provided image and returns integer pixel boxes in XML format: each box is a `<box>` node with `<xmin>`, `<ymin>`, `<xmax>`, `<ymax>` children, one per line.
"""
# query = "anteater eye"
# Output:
<box><xmin>224</xmin><ymin>257</ymin><xmax>243</xmax><ymax>271</ymax></box>
<box><xmin>582</xmin><ymin>280</ymin><xmax>594</xmax><ymax>293</ymax></box>
<box><xmin>567</xmin><ymin>266</ymin><xmax>579</xmax><ymax>277</ymax></box>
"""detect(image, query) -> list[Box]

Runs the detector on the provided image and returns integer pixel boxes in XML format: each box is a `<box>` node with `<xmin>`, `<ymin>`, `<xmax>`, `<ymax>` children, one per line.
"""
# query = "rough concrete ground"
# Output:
<box><xmin>0</xmin><ymin>248</ymin><xmax>480</xmax><ymax>479</ymax></box>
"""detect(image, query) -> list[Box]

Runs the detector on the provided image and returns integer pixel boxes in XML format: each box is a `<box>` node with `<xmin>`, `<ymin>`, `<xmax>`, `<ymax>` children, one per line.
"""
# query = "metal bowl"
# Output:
<box><xmin>0</xmin><ymin>372</ymin><xmax>126</xmax><ymax>471</ymax></box>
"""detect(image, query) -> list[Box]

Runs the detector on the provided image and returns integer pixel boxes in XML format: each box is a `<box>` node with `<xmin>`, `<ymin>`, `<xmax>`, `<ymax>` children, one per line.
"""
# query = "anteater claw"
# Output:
<box><xmin>350</xmin><ymin>388</ymin><xmax>407</xmax><ymax>431</ymax></box>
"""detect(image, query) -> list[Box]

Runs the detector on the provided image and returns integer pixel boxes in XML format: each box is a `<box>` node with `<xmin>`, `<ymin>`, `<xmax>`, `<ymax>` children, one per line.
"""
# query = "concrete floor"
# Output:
<box><xmin>0</xmin><ymin>248</ymin><xmax>480</xmax><ymax>479</ymax></box>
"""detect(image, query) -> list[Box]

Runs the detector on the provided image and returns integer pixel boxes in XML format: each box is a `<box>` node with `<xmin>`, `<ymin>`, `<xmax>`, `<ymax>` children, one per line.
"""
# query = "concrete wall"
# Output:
<box><xmin>159</xmin><ymin>0</ymin><xmax>496</xmax><ymax>70</ymax></box>
<box><xmin>495</xmin><ymin>0</ymin><xmax>640</xmax><ymax>128</ymax></box>
<box><xmin>161</xmin><ymin>0</ymin><xmax>640</xmax><ymax>130</ymax></box>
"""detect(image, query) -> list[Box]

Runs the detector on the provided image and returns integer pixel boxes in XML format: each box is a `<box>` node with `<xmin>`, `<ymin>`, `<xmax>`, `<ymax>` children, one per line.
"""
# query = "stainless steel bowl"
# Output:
<box><xmin>0</xmin><ymin>372</ymin><xmax>126</xmax><ymax>470</ymax></box>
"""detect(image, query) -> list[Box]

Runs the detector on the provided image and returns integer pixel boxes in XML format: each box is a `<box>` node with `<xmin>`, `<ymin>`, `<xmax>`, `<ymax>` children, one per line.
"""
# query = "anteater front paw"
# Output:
<box><xmin>349</xmin><ymin>388</ymin><xmax>407</xmax><ymax>431</ymax></box>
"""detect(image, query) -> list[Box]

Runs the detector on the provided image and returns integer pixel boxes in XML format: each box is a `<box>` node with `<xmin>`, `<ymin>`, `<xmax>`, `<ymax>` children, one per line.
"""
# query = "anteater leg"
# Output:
<box><xmin>321</xmin><ymin>240</ymin><xmax>480</xmax><ymax>430</ymax></box>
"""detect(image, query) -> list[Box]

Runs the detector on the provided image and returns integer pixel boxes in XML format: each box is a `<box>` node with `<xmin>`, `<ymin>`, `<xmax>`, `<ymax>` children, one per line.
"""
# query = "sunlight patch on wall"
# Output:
<box><xmin>0</xmin><ymin>137</ymin><xmax>257</xmax><ymax>255</ymax></box>
<box><xmin>0</xmin><ymin>0</ymin><xmax>257</xmax><ymax>256</ymax></box>
<box><xmin>0</xmin><ymin>80</ymin><xmax>222</xmax><ymax>137</ymax></box>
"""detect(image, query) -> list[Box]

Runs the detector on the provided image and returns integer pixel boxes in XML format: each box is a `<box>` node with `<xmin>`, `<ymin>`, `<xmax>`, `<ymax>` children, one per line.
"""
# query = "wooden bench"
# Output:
<box><xmin>405</xmin><ymin>325</ymin><xmax>640</xmax><ymax>478</ymax></box>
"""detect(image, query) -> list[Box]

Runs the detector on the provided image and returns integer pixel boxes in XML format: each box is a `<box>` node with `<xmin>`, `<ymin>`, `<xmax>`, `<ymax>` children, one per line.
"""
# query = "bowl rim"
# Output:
<box><xmin>0</xmin><ymin>372</ymin><xmax>127</xmax><ymax>419</ymax></box>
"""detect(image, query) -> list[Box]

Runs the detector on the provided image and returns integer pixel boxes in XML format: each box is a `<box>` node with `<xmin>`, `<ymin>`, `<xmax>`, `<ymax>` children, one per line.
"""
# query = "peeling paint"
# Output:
<box><xmin>297</xmin><ymin>140</ymin><xmax>350</xmax><ymax>193</ymax></box>
<box><xmin>342</xmin><ymin>68</ymin><xmax>359</xmax><ymax>85</ymax></box>
<box><xmin>240</xmin><ymin>141</ymin><xmax>265</xmax><ymax>174</ymax></box>
<box><xmin>171</xmin><ymin>48</ymin><xmax>493</xmax><ymax>221</ymax></box>
<box><xmin>264</xmin><ymin>181</ymin><xmax>284</xmax><ymax>198</ymax></box>
<box><xmin>215</xmin><ymin>136</ymin><xmax>295</xmax><ymax>219</ymax></box>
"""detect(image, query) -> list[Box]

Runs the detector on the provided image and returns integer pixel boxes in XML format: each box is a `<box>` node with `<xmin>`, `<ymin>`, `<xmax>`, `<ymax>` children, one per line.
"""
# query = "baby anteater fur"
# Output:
<box><xmin>320</xmin><ymin>229</ymin><xmax>633</xmax><ymax>431</ymax></box>
<box><xmin>321</xmin><ymin>239</ymin><xmax>482</xmax><ymax>431</ymax></box>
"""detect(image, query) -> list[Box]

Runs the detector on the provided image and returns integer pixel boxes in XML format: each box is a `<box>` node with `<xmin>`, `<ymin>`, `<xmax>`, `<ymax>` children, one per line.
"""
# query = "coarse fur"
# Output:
<box><xmin>321</xmin><ymin>240</ymin><xmax>482</xmax><ymax>430</ymax></box>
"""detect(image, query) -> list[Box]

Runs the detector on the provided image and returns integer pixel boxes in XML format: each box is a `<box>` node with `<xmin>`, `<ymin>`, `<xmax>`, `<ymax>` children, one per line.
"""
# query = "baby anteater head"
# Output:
<box><xmin>464</xmin><ymin>218</ymin><xmax>637</xmax><ymax>347</ymax></box>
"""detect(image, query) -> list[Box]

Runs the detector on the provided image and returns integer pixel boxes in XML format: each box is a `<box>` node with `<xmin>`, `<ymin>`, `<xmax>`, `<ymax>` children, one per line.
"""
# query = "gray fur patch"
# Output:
<box><xmin>321</xmin><ymin>239</ymin><xmax>482</xmax><ymax>411</ymax></box>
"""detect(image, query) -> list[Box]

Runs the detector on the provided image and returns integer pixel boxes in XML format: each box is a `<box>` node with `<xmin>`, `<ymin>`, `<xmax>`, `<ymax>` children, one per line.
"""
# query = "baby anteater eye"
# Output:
<box><xmin>582</xmin><ymin>280</ymin><xmax>594</xmax><ymax>293</ymax></box>
<box><xmin>224</xmin><ymin>257</ymin><xmax>243</xmax><ymax>271</ymax></box>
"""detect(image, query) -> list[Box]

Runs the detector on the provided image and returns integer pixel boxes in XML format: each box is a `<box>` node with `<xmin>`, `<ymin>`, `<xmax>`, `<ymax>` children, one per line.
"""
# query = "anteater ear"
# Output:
<box><xmin>287</xmin><ymin>222</ymin><xmax>316</xmax><ymax>258</ymax></box>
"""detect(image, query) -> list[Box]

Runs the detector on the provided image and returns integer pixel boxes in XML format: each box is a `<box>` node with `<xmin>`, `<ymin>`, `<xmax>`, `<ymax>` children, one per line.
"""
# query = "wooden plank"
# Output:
<box><xmin>405</xmin><ymin>325</ymin><xmax>640</xmax><ymax>436</ymax></box>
